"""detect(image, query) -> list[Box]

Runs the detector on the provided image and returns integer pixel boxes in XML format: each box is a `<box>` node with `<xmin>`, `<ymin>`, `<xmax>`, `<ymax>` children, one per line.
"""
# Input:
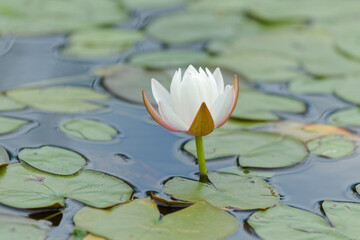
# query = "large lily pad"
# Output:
<box><xmin>307</xmin><ymin>135</ymin><xmax>355</xmax><ymax>159</ymax></box>
<box><xmin>164</xmin><ymin>172</ymin><xmax>279</xmax><ymax>210</ymax></box>
<box><xmin>0</xmin><ymin>116</ymin><xmax>29</xmax><ymax>135</ymax></box>
<box><xmin>184</xmin><ymin>130</ymin><xmax>308</xmax><ymax>168</ymax></box>
<box><xmin>5</xmin><ymin>87</ymin><xmax>109</xmax><ymax>113</ymax></box>
<box><xmin>248</xmin><ymin>201</ymin><xmax>360</xmax><ymax>240</ymax></box>
<box><xmin>129</xmin><ymin>50</ymin><xmax>209</xmax><ymax>69</ymax></box>
<box><xmin>0</xmin><ymin>163</ymin><xmax>133</xmax><ymax>209</ymax></box>
<box><xmin>60</xmin><ymin>118</ymin><xmax>118</xmax><ymax>141</ymax></box>
<box><xmin>74</xmin><ymin>198</ymin><xmax>238</xmax><ymax>240</ymax></box>
<box><xmin>0</xmin><ymin>214</ymin><xmax>50</xmax><ymax>240</ymax></box>
<box><xmin>232</xmin><ymin>90</ymin><xmax>306</xmax><ymax>121</ymax></box>
<box><xmin>18</xmin><ymin>146</ymin><xmax>86</xmax><ymax>175</ymax></box>
<box><xmin>328</xmin><ymin>108</ymin><xmax>360</xmax><ymax>127</ymax></box>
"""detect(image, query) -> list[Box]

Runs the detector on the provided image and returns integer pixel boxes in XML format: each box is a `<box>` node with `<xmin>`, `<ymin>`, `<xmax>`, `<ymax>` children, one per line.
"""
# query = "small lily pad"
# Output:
<box><xmin>328</xmin><ymin>108</ymin><xmax>360</xmax><ymax>127</ymax></box>
<box><xmin>18</xmin><ymin>146</ymin><xmax>86</xmax><ymax>175</ymax></box>
<box><xmin>0</xmin><ymin>116</ymin><xmax>29</xmax><ymax>135</ymax></box>
<box><xmin>307</xmin><ymin>135</ymin><xmax>355</xmax><ymax>158</ymax></box>
<box><xmin>184</xmin><ymin>131</ymin><xmax>308</xmax><ymax>168</ymax></box>
<box><xmin>0</xmin><ymin>95</ymin><xmax>26</xmax><ymax>111</ymax></box>
<box><xmin>248</xmin><ymin>201</ymin><xmax>360</xmax><ymax>240</ymax></box>
<box><xmin>6</xmin><ymin>87</ymin><xmax>109</xmax><ymax>113</ymax></box>
<box><xmin>0</xmin><ymin>214</ymin><xmax>50</xmax><ymax>240</ymax></box>
<box><xmin>0</xmin><ymin>146</ymin><xmax>9</xmax><ymax>167</ymax></box>
<box><xmin>164</xmin><ymin>172</ymin><xmax>279</xmax><ymax>210</ymax></box>
<box><xmin>74</xmin><ymin>198</ymin><xmax>238</xmax><ymax>240</ymax></box>
<box><xmin>0</xmin><ymin>163</ymin><xmax>133</xmax><ymax>209</ymax></box>
<box><xmin>60</xmin><ymin>118</ymin><xmax>118</xmax><ymax>141</ymax></box>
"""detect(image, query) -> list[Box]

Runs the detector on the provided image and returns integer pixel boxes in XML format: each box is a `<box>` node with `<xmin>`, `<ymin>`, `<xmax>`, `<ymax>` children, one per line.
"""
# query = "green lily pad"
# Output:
<box><xmin>289</xmin><ymin>77</ymin><xmax>342</xmax><ymax>94</ymax></box>
<box><xmin>207</xmin><ymin>52</ymin><xmax>301</xmax><ymax>82</ymax></box>
<box><xmin>184</xmin><ymin>131</ymin><xmax>308</xmax><ymax>168</ymax></box>
<box><xmin>232</xmin><ymin>90</ymin><xmax>306</xmax><ymax>121</ymax></box>
<box><xmin>0</xmin><ymin>214</ymin><xmax>50</xmax><ymax>240</ymax></box>
<box><xmin>307</xmin><ymin>135</ymin><xmax>355</xmax><ymax>158</ymax></box>
<box><xmin>189</xmin><ymin>0</ymin><xmax>255</xmax><ymax>14</ymax></box>
<box><xmin>129</xmin><ymin>50</ymin><xmax>209</xmax><ymax>69</ymax></box>
<box><xmin>0</xmin><ymin>146</ymin><xmax>9</xmax><ymax>167</ymax></box>
<box><xmin>18</xmin><ymin>146</ymin><xmax>86</xmax><ymax>175</ymax></box>
<box><xmin>60</xmin><ymin>118</ymin><xmax>118</xmax><ymax>141</ymax></box>
<box><xmin>62</xmin><ymin>29</ymin><xmax>144</xmax><ymax>58</ymax></box>
<box><xmin>164</xmin><ymin>172</ymin><xmax>279</xmax><ymax>210</ymax></box>
<box><xmin>328</xmin><ymin>108</ymin><xmax>360</xmax><ymax>127</ymax></box>
<box><xmin>0</xmin><ymin>94</ymin><xmax>26</xmax><ymax>111</ymax></box>
<box><xmin>146</xmin><ymin>12</ymin><xmax>241</xmax><ymax>45</ymax></box>
<box><xmin>0</xmin><ymin>163</ymin><xmax>133</xmax><ymax>209</ymax></box>
<box><xmin>122</xmin><ymin>0</ymin><xmax>186</xmax><ymax>9</ymax></box>
<box><xmin>217</xmin><ymin>166</ymin><xmax>275</xmax><ymax>178</ymax></box>
<box><xmin>336</xmin><ymin>35</ymin><xmax>360</xmax><ymax>61</ymax></box>
<box><xmin>5</xmin><ymin>87</ymin><xmax>109</xmax><ymax>113</ymax></box>
<box><xmin>0</xmin><ymin>116</ymin><xmax>29</xmax><ymax>135</ymax></box>
<box><xmin>74</xmin><ymin>198</ymin><xmax>238</xmax><ymax>240</ymax></box>
<box><xmin>248</xmin><ymin>201</ymin><xmax>360</xmax><ymax>240</ymax></box>
<box><xmin>335</xmin><ymin>78</ymin><xmax>360</xmax><ymax>105</ymax></box>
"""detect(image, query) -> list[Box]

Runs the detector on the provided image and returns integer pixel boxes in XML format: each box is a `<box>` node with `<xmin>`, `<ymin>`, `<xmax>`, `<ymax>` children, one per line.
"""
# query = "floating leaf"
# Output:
<box><xmin>62</xmin><ymin>29</ymin><xmax>144</xmax><ymax>58</ymax></box>
<box><xmin>289</xmin><ymin>77</ymin><xmax>342</xmax><ymax>94</ymax></box>
<box><xmin>0</xmin><ymin>147</ymin><xmax>9</xmax><ymax>167</ymax></box>
<box><xmin>18</xmin><ymin>146</ymin><xmax>86</xmax><ymax>175</ymax></box>
<box><xmin>60</xmin><ymin>118</ymin><xmax>118</xmax><ymax>141</ymax></box>
<box><xmin>129</xmin><ymin>50</ymin><xmax>209</xmax><ymax>69</ymax></box>
<box><xmin>328</xmin><ymin>108</ymin><xmax>360</xmax><ymax>127</ymax></box>
<box><xmin>248</xmin><ymin>201</ymin><xmax>360</xmax><ymax>240</ymax></box>
<box><xmin>232</xmin><ymin>90</ymin><xmax>306</xmax><ymax>121</ymax></box>
<box><xmin>0</xmin><ymin>116</ymin><xmax>29</xmax><ymax>135</ymax></box>
<box><xmin>0</xmin><ymin>94</ymin><xmax>26</xmax><ymax>111</ymax></box>
<box><xmin>335</xmin><ymin>78</ymin><xmax>360</xmax><ymax>105</ymax></box>
<box><xmin>0</xmin><ymin>214</ymin><xmax>50</xmax><ymax>240</ymax></box>
<box><xmin>74</xmin><ymin>198</ymin><xmax>238</xmax><ymax>240</ymax></box>
<box><xmin>217</xmin><ymin>166</ymin><xmax>275</xmax><ymax>178</ymax></box>
<box><xmin>0</xmin><ymin>163</ymin><xmax>133</xmax><ymax>209</ymax></box>
<box><xmin>164</xmin><ymin>172</ymin><xmax>279</xmax><ymax>210</ymax></box>
<box><xmin>307</xmin><ymin>135</ymin><xmax>355</xmax><ymax>158</ymax></box>
<box><xmin>184</xmin><ymin>130</ymin><xmax>308</xmax><ymax>168</ymax></box>
<box><xmin>336</xmin><ymin>35</ymin><xmax>360</xmax><ymax>61</ymax></box>
<box><xmin>146</xmin><ymin>12</ymin><xmax>240</xmax><ymax>45</ymax></box>
<box><xmin>6</xmin><ymin>87</ymin><xmax>109</xmax><ymax>113</ymax></box>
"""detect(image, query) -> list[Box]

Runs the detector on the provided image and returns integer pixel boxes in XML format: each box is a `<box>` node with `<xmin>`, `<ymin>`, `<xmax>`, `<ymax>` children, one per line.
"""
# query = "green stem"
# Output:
<box><xmin>195</xmin><ymin>136</ymin><xmax>207</xmax><ymax>177</ymax></box>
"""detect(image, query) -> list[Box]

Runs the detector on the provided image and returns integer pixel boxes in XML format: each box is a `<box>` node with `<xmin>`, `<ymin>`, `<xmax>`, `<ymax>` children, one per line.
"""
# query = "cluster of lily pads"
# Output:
<box><xmin>1</xmin><ymin>0</ymin><xmax>360</xmax><ymax>239</ymax></box>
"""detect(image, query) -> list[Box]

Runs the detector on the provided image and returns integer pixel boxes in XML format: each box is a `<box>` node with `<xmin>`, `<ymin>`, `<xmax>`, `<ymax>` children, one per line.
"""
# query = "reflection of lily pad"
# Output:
<box><xmin>0</xmin><ymin>214</ymin><xmax>50</xmax><ymax>240</ymax></box>
<box><xmin>164</xmin><ymin>172</ymin><xmax>279</xmax><ymax>210</ymax></box>
<box><xmin>74</xmin><ymin>198</ymin><xmax>238</xmax><ymax>240</ymax></box>
<box><xmin>18</xmin><ymin>146</ymin><xmax>86</xmax><ymax>175</ymax></box>
<box><xmin>0</xmin><ymin>163</ymin><xmax>133</xmax><ymax>209</ymax></box>
<box><xmin>0</xmin><ymin>95</ymin><xmax>26</xmax><ymax>111</ymax></box>
<box><xmin>0</xmin><ymin>146</ymin><xmax>9</xmax><ymax>167</ymax></box>
<box><xmin>249</xmin><ymin>201</ymin><xmax>360</xmax><ymax>240</ymax></box>
<box><xmin>129</xmin><ymin>50</ymin><xmax>209</xmax><ymax>69</ymax></box>
<box><xmin>184</xmin><ymin>131</ymin><xmax>307</xmax><ymax>168</ymax></box>
<box><xmin>307</xmin><ymin>135</ymin><xmax>355</xmax><ymax>159</ymax></box>
<box><xmin>328</xmin><ymin>108</ymin><xmax>360</xmax><ymax>127</ymax></box>
<box><xmin>0</xmin><ymin>116</ymin><xmax>29</xmax><ymax>135</ymax></box>
<box><xmin>62</xmin><ymin>29</ymin><xmax>144</xmax><ymax>58</ymax></box>
<box><xmin>232</xmin><ymin>90</ymin><xmax>306</xmax><ymax>121</ymax></box>
<box><xmin>60</xmin><ymin>118</ymin><xmax>118</xmax><ymax>141</ymax></box>
<box><xmin>6</xmin><ymin>87</ymin><xmax>109</xmax><ymax>113</ymax></box>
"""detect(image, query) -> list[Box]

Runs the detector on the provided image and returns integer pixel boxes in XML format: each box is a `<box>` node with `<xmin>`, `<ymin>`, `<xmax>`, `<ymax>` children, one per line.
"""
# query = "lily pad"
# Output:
<box><xmin>184</xmin><ymin>130</ymin><xmax>308</xmax><ymax>168</ymax></box>
<box><xmin>0</xmin><ymin>116</ymin><xmax>29</xmax><ymax>135</ymax></box>
<box><xmin>164</xmin><ymin>172</ymin><xmax>279</xmax><ymax>210</ymax></box>
<box><xmin>146</xmin><ymin>12</ymin><xmax>241</xmax><ymax>45</ymax></box>
<box><xmin>18</xmin><ymin>146</ymin><xmax>86</xmax><ymax>175</ymax></box>
<box><xmin>60</xmin><ymin>118</ymin><xmax>118</xmax><ymax>141</ymax></box>
<box><xmin>0</xmin><ymin>94</ymin><xmax>26</xmax><ymax>111</ymax></box>
<box><xmin>307</xmin><ymin>135</ymin><xmax>355</xmax><ymax>158</ymax></box>
<box><xmin>334</xmin><ymin>78</ymin><xmax>360</xmax><ymax>105</ymax></box>
<box><xmin>0</xmin><ymin>146</ymin><xmax>9</xmax><ymax>167</ymax></box>
<box><xmin>62</xmin><ymin>29</ymin><xmax>144</xmax><ymax>58</ymax></box>
<box><xmin>74</xmin><ymin>198</ymin><xmax>238</xmax><ymax>240</ymax></box>
<box><xmin>5</xmin><ymin>87</ymin><xmax>109</xmax><ymax>113</ymax></box>
<box><xmin>217</xmin><ymin>166</ymin><xmax>275</xmax><ymax>178</ymax></box>
<box><xmin>328</xmin><ymin>108</ymin><xmax>360</xmax><ymax>127</ymax></box>
<box><xmin>129</xmin><ymin>50</ymin><xmax>209</xmax><ymax>69</ymax></box>
<box><xmin>336</xmin><ymin>35</ymin><xmax>360</xmax><ymax>61</ymax></box>
<box><xmin>0</xmin><ymin>163</ymin><xmax>133</xmax><ymax>209</ymax></box>
<box><xmin>248</xmin><ymin>201</ymin><xmax>360</xmax><ymax>240</ymax></box>
<box><xmin>122</xmin><ymin>0</ymin><xmax>186</xmax><ymax>9</ymax></box>
<box><xmin>232</xmin><ymin>90</ymin><xmax>306</xmax><ymax>121</ymax></box>
<box><xmin>0</xmin><ymin>214</ymin><xmax>50</xmax><ymax>240</ymax></box>
<box><xmin>289</xmin><ymin>77</ymin><xmax>342</xmax><ymax>94</ymax></box>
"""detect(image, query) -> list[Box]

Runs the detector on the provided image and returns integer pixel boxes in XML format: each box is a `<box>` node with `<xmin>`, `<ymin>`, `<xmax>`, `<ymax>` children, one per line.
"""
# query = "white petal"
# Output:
<box><xmin>170</xmin><ymin>69</ymin><xmax>182</xmax><ymax>111</ymax></box>
<box><xmin>151</xmin><ymin>78</ymin><xmax>170</xmax><ymax>105</ymax></box>
<box><xmin>210</xmin><ymin>85</ymin><xmax>234</xmax><ymax>127</ymax></box>
<box><xmin>183</xmin><ymin>65</ymin><xmax>198</xmax><ymax>82</ymax></box>
<box><xmin>205</xmin><ymin>68</ymin><xmax>220</xmax><ymax>100</ymax></box>
<box><xmin>212</xmin><ymin>68</ymin><xmax>224</xmax><ymax>94</ymax></box>
<box><xmin>158</xmin><ymin>101</ymin><xmax>189</xmax><ymax>131</ymax></box>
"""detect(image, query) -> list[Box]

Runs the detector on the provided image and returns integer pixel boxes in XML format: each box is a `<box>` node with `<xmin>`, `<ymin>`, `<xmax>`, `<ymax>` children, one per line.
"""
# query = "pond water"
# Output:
<box><xmin>1</xmin><ymin>1</ymin><xmax>360</xmax><ymax>240</ymax></box>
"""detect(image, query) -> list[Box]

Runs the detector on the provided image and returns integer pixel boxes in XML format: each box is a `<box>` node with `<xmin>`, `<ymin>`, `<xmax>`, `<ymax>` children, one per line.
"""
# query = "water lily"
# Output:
<box><xmin>142</xmin><ymin>65</ymin><xmax>239</xmax><ymax>176</ymax></box>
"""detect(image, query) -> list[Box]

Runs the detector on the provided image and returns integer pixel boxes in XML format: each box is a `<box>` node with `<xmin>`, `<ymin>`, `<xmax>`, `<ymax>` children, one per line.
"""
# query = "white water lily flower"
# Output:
<box><xmin>142</xmin><ymin>65</ymin><xmax>239</xmax><ymax>136</ymax></box>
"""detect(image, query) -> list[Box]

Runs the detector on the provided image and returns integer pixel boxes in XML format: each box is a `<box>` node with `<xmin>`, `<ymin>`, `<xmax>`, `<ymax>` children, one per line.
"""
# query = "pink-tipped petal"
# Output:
<box><xmin>187</xmin><ymin>102</ymin><xmax>215</xmax><ymax>136</ymax></box>
<box><xmin>142</xmin><ymin>90</ymin><xmax>180</xmax><ymax>132</ymax></box>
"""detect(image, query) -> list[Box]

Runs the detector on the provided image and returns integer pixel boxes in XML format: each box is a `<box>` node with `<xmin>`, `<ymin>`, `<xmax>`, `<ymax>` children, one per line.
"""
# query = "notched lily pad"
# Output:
<box><xmin>164</xmin><ymin>172</ymin><xmax>279</xmax><ymax>210</ymax></box>
<box><xmin>5</xmin><ymin>86</ymin><xmax>109</xmax><ymax>113</ymax></box>
<box><xmin>249</xmin><ymin>201</ymin><xmax>360</xmax><ymax>240</ymax></box>
<box><xmin>0</xmin><ymin>163</ymin><xmax>133</xmax><ymax>209</ymax></box>
<box><xmin>18</xmin><ymin>146</ymin><xmax>86</xmax><ymax>175</ymax></box>
<box><xmin>74</xmin><ymin>198</ymin><xmax>238</xmax><ymax>240</ymax></box>
<box><xmin>60</xmin><ymin>118</ymin><xmax>118</xmax><ymax>141</ymax></box>
<box><xmin>184</xmin><ymin>130</ymin><xmax>307</xmax><ymax>168</ymax></box>
<box><xmin>0</xmin><ymin>116</ymin><xmax>29</xmax><ymax>135</ymax></box>
<box><xmin>307</xmin><ymin>135</ymin><xmax>355</xmax><ymax>159</ymax></box>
